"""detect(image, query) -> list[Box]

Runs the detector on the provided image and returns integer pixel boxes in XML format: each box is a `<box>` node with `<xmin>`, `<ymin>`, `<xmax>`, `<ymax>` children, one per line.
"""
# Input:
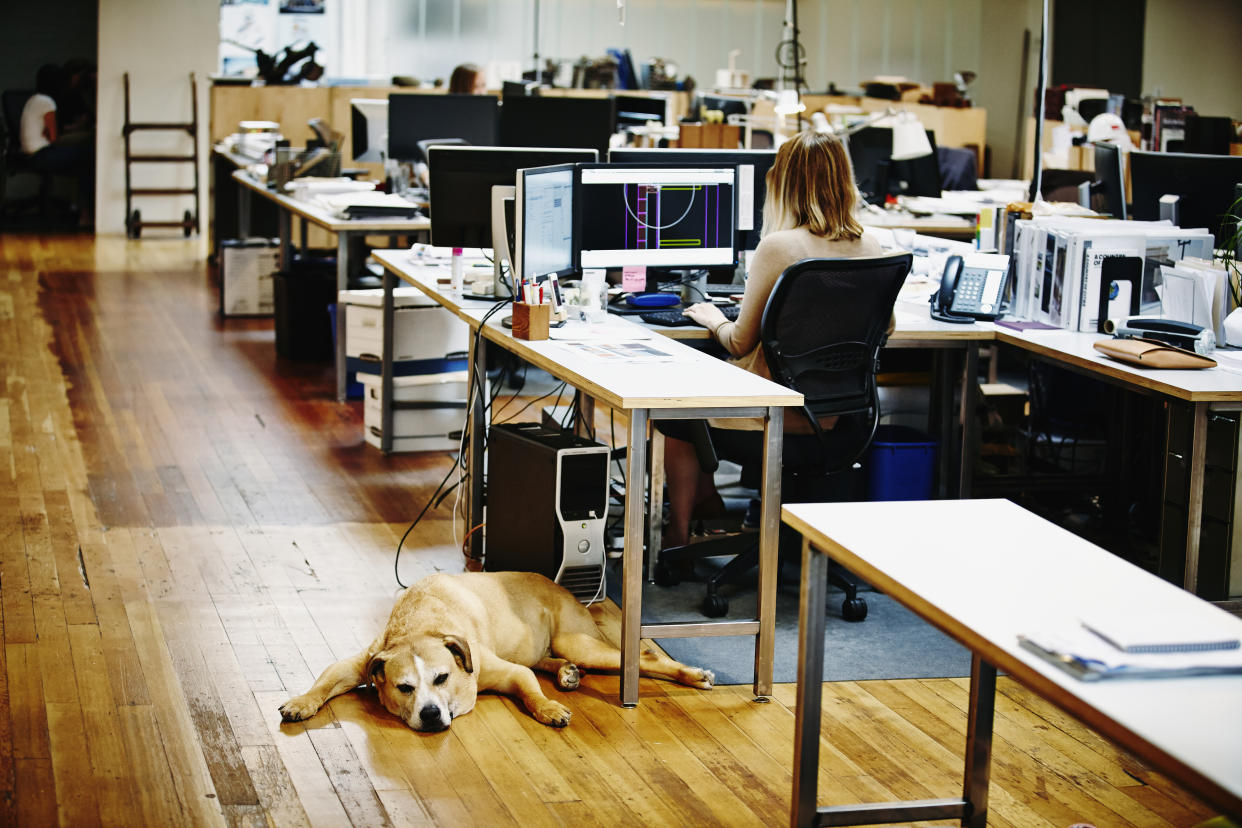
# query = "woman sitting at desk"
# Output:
<box><xmin>661</xmin><ymin>130</ymin><xmax>884</xmax><ymax>549</ymax></box>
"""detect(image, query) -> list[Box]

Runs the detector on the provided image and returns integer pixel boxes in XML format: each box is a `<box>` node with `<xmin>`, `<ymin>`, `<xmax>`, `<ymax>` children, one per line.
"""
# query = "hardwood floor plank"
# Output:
<box><xmin>117</xmin><ymin>705</ymin><xmax>200</xmax><ymax>827</ymax></box>
<box><xmin>14</xmin><ymin>758</ymin><xmax>56</xmax><ymax>828</ymax></box>
<box><xmin>45</xmin><ymin>702</ymin><xmax>103</xmax><ymax>826</ymax></box>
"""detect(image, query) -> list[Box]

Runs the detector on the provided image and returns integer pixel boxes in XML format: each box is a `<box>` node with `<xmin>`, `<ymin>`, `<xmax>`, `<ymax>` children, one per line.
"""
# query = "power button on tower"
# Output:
<box><xmin>578</xmin><ymin>540</ymin><xmax>591</xmax><ymax>553</ymax></box>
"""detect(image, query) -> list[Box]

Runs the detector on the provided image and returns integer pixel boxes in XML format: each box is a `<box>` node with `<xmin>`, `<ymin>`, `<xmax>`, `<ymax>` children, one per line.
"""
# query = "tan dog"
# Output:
<box><xmin>279</xmin><ymin>571</ymin><xmax>715</xmax><ymax>730</ymax></box>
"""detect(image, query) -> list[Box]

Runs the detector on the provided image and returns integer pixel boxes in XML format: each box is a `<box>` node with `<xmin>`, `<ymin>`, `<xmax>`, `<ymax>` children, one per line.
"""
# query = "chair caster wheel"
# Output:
<box><xmin>653</xmin><ymin>561</ymin><xmax>681</xmax><ymax>587</ymax></box>
<box><xmin>128</xmin><ymin>209</ymin><xmax>141</xmax><ymax>239</ymax></box>
<box><xmin>841</xmin><ymin>597</ymin><xmax>868</xmax><ymax>622</ymax></box>
<box><xmin>701</xmin><ymin>593</ymin><xmax>728</xmax><ymax>617</ymax></box>
<box><xmin>183</xmin><ymin>209</ymin><xmax>194</xmax><ymax>237</ymax></box>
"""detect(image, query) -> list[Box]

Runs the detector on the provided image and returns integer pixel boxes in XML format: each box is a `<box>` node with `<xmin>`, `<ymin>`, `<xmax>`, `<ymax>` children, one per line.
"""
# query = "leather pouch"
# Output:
<box><xmin>1092</xmin><ymin>337</ymin><xmax>1217</xmax><ymax>369</ymax></box>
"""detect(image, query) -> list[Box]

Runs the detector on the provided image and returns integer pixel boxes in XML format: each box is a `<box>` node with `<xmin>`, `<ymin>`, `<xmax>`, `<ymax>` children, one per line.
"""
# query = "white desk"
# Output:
<box><xmin>374</xmin><ymin>249</ymin><xmax>804</xmax><ymax>706</ymax></box>
<box><xmin>783</xmin><ymin>498</ymin><xmax>1242</xmax><ymax>827</ymax></box>
<box><xmin>231</xmin><ymin>170</ymin><xmax>431</xmax><ymax>401</ymax></box>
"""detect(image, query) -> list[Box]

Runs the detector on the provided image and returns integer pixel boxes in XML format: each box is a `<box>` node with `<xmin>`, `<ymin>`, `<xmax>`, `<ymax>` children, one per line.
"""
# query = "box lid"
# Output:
<box><xmin>358</xmin><ymin>371</ymin><xmax>469</xmax><ymax>389</ymax></box>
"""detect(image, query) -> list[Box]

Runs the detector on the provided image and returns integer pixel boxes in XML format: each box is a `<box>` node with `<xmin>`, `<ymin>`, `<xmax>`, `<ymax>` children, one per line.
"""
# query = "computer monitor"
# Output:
<box><xmin>387</xmin><ymin>93</ymin><xmax>499</xmax><ymax>162</ymax></box>
<box><xmin>515</xmin><ymin>164</ymin><xmax>577</xmax><ymax>284</ymax></box>
<box><xmin>613</xmin><ymin>94</ymin><xmax>668</xmax><ymax>128</ymax></box>
<box><xmin>696</xmin><ymin>94</ymin><xmax>749</xmax><ymax>122</ymax></box>
<box><xmin>608</xmin><ymin>147</ymin><xmax>774</xmax><ymax>252</ymax></box>
<box><xmin>427</xmin><ymin>146</ymin><xmax>598</xmax><ymax>249</ymax></box>
<box><xmin>845</xmin><ymin>126</ymin><xmax>893</xmax><ymax>206</ymax></box>
<box><xmin>1088</xmin><ymin>142</ymin><xmax>1127</xmax><ymax>220</ymax></box>
<box><xmin>349</xmin><ymin>99</ymin><xmax>388</xmax><ymax>162</ymax></box>
<box><xmin>889</xmin><ymin>130</ymin><xmax>941</xmax><ymax>198</ymax></box>
<box><xmin>499</xmin><ymin>96</ymin><xmax>617</xmax><ymax>156</ymax></box>
<box><xmin>575</xmin><ymin>163</ymin><xmax>738</xmax><ymax>269</ymax></box>
<box><xmin>1129</xmin><ymin>149</ymin><xmax>1242</xmax><ymax>247</ymax></box>
<box><xmin>502</xmin><ymin>80</ymin><xmax>539</xmax><ymax>99</ymax></box>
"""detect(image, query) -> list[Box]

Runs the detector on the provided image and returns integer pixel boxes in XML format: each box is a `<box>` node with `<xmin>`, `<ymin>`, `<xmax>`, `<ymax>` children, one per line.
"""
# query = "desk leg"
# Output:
<box><xmin>931</xmin><ymin>349</ymin><xmax>954</xmax><ymax>499</ymax></box>
<box><xmin>754</xmin><ymin>406</ymin><xmax>782</xmax><ymax>699</ymax></box>
<box><xmin>959</xmin><ymin>343</ymin><xmax>978</xmax><ymax>499</ymax></box>
<box><xmin>791</xmin><ymin>536</ymin><xmax>828</xmax><ymax>828</ymax></box>
<box><xmin>621</xmin><ymin>407</ymin><xmax>649</xmax><ymax>707</ymax></box>
<box><xmin>379</xmin><ymin>266</ymin><xmax>395</xmax><ymax>454</ymax></box>
<box><xmin>1183</xmin><ymin>403</ymin><xmax>1209</xmax><ymax>593</ymax></box>
<box><xmin>237</xmin><ymin>182</ymin><xmax>251</xmax><ymax>238</ymax></box>
<box><xmin>277</xmin><ymin>209</ymin><xmax>292</xmax><ymax>274</ymax></box>
<box><xmin>336</xmin><ymin>233</ymin><xmax>350</xmax><ymax>403</ymax></box>
<box><xmin>647</xmin><ymin>425</ymin><xmax>664</xmax><ymax>583</ymax></box>
<box><xmin>962</xmin><ymin>654</ymin><xmax>996</xmax><ymax>828</ymax></box>
<box><xmin>466</xmin><ymin>336</ymin><xmax>488</xmax><ymax>569</ymax></box>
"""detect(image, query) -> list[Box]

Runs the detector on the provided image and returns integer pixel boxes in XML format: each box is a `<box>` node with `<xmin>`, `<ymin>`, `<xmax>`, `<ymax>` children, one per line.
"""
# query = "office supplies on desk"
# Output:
<box><xmin>1018</xmin><ymin>624</ymin><xmax>1242</xmax><ymax>681</ymax></box>
<box><xmin>929</xmin><ymin>252</ymin><xmax>1010</xmax><ymax>323</ymax></box>
<box><xmin>1092</xmin><ymin>337</ymin><xmax>1217</xmax><ymax>369</ymax></box>
<box><xmin>1104</xmin><ymin>317</ymin><xmax>1216</xmax><ymax>354</ymax></box>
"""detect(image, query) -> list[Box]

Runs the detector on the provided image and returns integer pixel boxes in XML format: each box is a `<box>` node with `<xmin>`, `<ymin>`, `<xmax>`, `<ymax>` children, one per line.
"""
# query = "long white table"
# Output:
<box><xmin>783</xmin><ymin>498</ymin><xmax>1242</xmax><ymax>827</ymax></box>
<box><xmin>374</xmin><ymin>249</ymin><xmax>804</xmax><ymax>706</ymax></box>
<box><xmin>231</xmin><ymin>170</ymin><xmax>431</xmax><ymax>401</ymax></box>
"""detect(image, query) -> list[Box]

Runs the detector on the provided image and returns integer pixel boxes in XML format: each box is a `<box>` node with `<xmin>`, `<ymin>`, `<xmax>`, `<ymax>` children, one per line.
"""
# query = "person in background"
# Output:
<box><xmin>19</xmin><ymin>63</ymin><xmax>94</xmax><ymax>226</ymax></box>
<box><xmin>448</xmin><ymin>63</ymin><xmax>486</xmax><ymax>95</ymax></box>
<box><xmin>658</xmin><ymin>130</ymin><xmax>885</xmax><ymax>550</ymax></box>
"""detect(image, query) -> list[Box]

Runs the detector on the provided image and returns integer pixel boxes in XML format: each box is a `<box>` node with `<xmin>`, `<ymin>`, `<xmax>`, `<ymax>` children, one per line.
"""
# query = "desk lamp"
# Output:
<box><xmin>821</xmin><ymin>107</ymin><xmax>934</xmax><ymax>160</ymax></box>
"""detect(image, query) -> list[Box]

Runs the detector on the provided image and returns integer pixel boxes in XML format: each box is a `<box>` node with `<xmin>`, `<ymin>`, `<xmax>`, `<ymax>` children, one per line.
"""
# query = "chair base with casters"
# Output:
<box><xmin>656</xmin><ymin>462</ymin><xmax>870</xmax><ymax>621</ymax></box>
<box><xmin>651</xmin><ymin>252</ymin><xmax>914</xmax><ymax>624</ymax></box>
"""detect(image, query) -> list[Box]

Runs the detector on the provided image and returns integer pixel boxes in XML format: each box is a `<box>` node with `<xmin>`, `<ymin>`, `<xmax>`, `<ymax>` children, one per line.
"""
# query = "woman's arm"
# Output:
<box><xmin>681</xmin><ymin>235</ymin><xmax>789</xmax><ymax>356</ymax></box>
<box><xmin>42</xmin><ymin>110</ymin><xmax>57</xmax><ymax>144</ymax></box>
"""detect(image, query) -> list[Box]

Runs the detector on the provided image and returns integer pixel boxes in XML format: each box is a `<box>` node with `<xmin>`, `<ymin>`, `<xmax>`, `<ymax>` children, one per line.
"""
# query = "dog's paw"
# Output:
<box><xmin>555</xmin><ymin>663</ymin><xmax>581</xmax><ymax>691</ymax></box>
<box><xmin>533</xmin><ymin>699</ymin><xmax>572</xmax><ymax>727</ymax></box>
<box><xmin>279</xmin><ymin>695</ymin><xmax>322</xmax><ymax>723</ymax></box>
<box><xmin>681</xmin><ymin>667</ymin><xmax>715</xmax><ymax>690</ymax></box>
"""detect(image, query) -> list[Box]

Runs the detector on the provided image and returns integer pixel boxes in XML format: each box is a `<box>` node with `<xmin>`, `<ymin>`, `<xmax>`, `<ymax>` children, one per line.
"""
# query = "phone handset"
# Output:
<box><xmin>929</xmin><ymin>255</ymin><xmax>975</xmax><ymax>324</ymax></box>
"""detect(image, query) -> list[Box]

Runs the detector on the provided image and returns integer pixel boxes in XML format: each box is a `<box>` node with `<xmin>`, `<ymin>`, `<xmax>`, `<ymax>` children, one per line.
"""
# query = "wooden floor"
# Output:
<box><xmin>0</xmin><ymin>233</ymin><xmax>1220</xmax><ymax>827</ymax></box>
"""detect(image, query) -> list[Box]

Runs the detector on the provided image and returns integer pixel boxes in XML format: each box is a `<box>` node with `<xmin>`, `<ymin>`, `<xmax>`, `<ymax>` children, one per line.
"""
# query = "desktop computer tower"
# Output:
<box><xmin>486</xmin><ymin>423</ymin><xmax>611</xmax><ymax>602</ymax></box>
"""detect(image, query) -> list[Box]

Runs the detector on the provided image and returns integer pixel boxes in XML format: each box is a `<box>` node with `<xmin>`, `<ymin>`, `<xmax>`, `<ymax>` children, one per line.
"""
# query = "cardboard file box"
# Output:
<box><xmin>360</xmin><ymin>371</ymin><xmax>469</xmax><ymax>453</ymax></box>
<box><xmin>219</xmin><ymin>238</ymin><xmax>278</xmax><ymax>317</ymax></box>
<box><xmin>339</xmin><ymin>288</ymin><xmax>470</xmax><ymax>376</ymax></box>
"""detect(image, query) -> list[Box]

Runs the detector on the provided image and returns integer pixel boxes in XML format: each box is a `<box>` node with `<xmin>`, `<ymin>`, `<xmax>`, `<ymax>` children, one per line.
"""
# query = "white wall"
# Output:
<box><xmin>1143</xmin><ymin>0</ymin><xmax>1242</xmax><ymax>119</ymax></box>
<box><xmin>96</xmin><ymin>0</ymin><xmax>217</xmax><ymax>236</ymax></box>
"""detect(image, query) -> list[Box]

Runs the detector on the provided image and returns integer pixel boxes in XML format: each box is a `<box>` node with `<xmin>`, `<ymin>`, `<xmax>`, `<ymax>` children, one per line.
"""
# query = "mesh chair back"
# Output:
<box><xmin>760</xmin><ymin>253</ymin><xmax>912</xmax><ymax>469</ymax></box>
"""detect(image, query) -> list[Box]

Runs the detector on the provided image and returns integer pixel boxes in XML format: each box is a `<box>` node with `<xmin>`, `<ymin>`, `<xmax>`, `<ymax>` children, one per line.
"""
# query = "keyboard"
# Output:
<box><xmin>640</xmin><ymin>304</ymin><xmax>740</xmax><ymax>328</ymax></box>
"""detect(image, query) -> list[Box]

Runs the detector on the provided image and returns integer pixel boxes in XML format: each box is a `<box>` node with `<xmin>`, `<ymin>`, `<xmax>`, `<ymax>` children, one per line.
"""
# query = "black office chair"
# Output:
<box><xmin>656</xmin><ymin>252</ymin><xmax>914</xmax><ymax>620</ymax></box>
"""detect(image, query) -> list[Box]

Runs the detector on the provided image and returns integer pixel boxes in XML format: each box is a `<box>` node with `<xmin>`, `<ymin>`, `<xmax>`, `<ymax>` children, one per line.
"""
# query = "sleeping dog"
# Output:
<box><xmin>279</xmin><ymin>571</ymin><xmax>715</xmax><ymax>730</ymax></box>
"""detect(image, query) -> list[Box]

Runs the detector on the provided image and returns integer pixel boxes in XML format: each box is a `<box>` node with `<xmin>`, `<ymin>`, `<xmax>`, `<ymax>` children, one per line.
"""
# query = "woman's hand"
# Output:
<box><xmin>682</xmin><ymin>302</ymin><xmax>728</xmax><ymax>332</ymax></box>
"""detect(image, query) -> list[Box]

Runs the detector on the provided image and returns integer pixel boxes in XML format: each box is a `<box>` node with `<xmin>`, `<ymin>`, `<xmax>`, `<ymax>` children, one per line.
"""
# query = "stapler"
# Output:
<box><xmin>1103</xmin><ymin>317</ymin><xmax>1216</xmax><ymax>355</ymax></box>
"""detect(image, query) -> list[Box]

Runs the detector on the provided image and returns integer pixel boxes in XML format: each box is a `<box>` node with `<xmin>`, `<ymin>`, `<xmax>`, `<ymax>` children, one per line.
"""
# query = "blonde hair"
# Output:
<box><xmin>761</xmin><ymin>130</ymin><xmax>863</xmax><ymax>241</ymax></box>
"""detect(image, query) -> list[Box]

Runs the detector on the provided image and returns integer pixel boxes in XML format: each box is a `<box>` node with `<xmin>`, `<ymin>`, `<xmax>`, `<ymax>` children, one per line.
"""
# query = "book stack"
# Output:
<box><xmin>1019</xmin><ymin>608</ymin><xmax>1242</xmax><ymax>681</ymax></box>
<box><xmin>1007</xmin><ymin>216</ymin><xmax>1217</xmax><ymax>333</ymax></box>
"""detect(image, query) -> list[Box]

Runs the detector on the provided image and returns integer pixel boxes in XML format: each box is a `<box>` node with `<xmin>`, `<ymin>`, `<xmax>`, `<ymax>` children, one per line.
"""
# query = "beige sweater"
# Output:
<box><xmin>711</xmin><ymin>227</ymin><xmax>886</xmax><ymax>432</ymax></box>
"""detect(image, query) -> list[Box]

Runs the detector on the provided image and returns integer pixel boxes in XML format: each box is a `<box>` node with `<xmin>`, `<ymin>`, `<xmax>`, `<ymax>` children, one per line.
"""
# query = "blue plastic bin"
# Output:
<box><xmin>866</xmin><ymin>425</ymin><xmax>938</xmax><ymax>501</ymax></box>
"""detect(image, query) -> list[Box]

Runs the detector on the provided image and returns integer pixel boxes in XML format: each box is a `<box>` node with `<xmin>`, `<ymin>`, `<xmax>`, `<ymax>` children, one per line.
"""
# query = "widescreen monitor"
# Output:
<box><xmin>387</xmin><ymin>93</ymin><xmax>499</xmax><ymax>162</ymax></box>
<box><xmin>499</xmin><ymin>96</ymin><xmax>617</xmax><ymax>157</ymax></box>
<box><xmin>608</xmin><ymin>147</ymin><xmax>774</xmax><ymax>251</ymax></box>
<box><xmin>575</xmin><ymin>163</ymin><xmax>738</xmax><ymax>269</ymax></box>
<box><xmin>349</xmin><ymin>98</ymin><xmax>388</xmax><ymax>163</ymax></box>
<box><xmin>1089</xmin><ymin>142</ymin><xmax>1127</xmax><ymax>220</ymax></box>
<box><xmin>427</xmin><ymin>146</ymin><xmax>598</xmax><ymax>249</ymax></box>
<box><xmin>1129</xmin><ymin>149</ymin><xmax>1242</xmax><ymax>248</ymax></box>
<box><xmin>515</xmin><ymin>164</ymin><xmax>577</xmax><ymax>284</ymax></box>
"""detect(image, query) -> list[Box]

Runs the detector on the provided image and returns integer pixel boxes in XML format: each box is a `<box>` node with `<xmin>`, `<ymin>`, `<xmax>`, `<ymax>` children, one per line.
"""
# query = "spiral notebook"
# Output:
<box><xmin>1080</xmin><ymin>609</ymin><xmax>1241</xmax><ymax>654</ymax></box>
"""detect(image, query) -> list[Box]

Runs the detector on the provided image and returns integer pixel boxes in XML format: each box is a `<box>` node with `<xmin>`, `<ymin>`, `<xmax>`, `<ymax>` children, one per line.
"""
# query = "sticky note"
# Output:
<box><xmin>622</xmin><ymin>265</ymin><xmax>647</xmax><ymax>292</ymax></box>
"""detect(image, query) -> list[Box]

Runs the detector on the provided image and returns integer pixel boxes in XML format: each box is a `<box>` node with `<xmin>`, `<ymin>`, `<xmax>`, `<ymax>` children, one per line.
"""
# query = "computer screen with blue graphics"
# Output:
<box><xmin>576</xmin><ymin>164</ymin><xmax>737</xmax><ymax>269</ymax></box>
<box><xmin>518</xmin><ymin>164</ymin><xmax>576</xmax><ymax>282</ymax></box>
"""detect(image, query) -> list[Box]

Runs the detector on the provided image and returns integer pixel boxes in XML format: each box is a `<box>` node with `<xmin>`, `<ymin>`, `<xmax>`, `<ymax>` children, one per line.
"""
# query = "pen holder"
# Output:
<box><xmin>512</xmin><ymin>302</ymin><xmax>551</xmax><ymax>341</ymax></box>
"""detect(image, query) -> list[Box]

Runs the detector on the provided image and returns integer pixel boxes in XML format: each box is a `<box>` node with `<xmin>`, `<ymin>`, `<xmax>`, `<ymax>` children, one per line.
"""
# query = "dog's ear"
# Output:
<box><xmin>367</xmin><ymin>653</ymin><xmax>387</xmax><ymax>686</ymax></box>
<box><xmin>443</xmin><ymin>635</ymin><xmax>473</xmax><ymax>674</ymax></box>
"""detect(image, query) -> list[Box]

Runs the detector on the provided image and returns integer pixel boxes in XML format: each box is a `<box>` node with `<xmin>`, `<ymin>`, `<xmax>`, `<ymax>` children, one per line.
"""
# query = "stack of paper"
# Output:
<box><xmin>1019</xmin><ymin>609</ymin><xmax>1242</xmax><ymax>681</ymax></box>
<box><xmin>1156</xmin><ymin>257</ymin><xmax>1230</xmax><ymax>343</ymax></box>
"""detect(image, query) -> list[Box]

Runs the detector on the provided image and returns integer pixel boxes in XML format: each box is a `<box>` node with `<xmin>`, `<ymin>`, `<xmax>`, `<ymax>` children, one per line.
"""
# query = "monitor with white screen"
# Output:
<box><xmin>575</xmin><ymin>164</ymin><xmax>738</xmax><ymax>269</ymax></box>
<box><xmin>516</xmin><ymin>164</ymin><xmax>577</xmax><ymax>284</ymax></box>
<box><xmin>349</xmin><ymin>98</ymin><xmax>388</xmax><ymax>163</ymax></box>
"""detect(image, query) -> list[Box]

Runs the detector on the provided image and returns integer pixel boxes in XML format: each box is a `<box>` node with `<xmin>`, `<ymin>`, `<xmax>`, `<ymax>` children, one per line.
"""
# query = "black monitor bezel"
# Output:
<box><xmin>387</xmin><ymin>93</ymin><xmax>500</xmax><ymax>162</ymax></box>
<box><xmin>427</xmin><ymin>145</ymin><xmax>598</xmax><ymax>249</ymax></box>
<box><xmin>1129</xmin><ymin>149</ymin><xmax>1242</xmax><ymax>247</ymax></box>
<box><xmin>574</xmin><ymin>162</ymin><xmax>740</xmax><ymax>272</ymax></box>
<box><xmin>498</xmin><ymin>95</ymin><xmax>617</xmax><ymax>157</ymax></box>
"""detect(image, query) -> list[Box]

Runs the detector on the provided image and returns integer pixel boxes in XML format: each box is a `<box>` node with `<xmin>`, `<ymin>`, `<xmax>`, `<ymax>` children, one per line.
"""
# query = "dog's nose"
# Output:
<box><xmin>419</xmin><ymin>704</ymin><xmax>443</xmax><ymax>726</ymax></box>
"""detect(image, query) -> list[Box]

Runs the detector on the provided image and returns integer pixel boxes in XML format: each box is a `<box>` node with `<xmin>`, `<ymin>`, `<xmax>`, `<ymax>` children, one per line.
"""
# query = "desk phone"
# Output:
<box><xmin>930</xmin><ymin>253</ymin><xmax>1010</xmax><ymax>323</ymax></box>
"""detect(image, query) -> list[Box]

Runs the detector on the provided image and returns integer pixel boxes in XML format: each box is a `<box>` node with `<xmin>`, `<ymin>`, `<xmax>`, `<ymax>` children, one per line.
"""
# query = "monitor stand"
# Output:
<box><xmin>489</xmin><ymin>185</ymin><xmax>516</xmax><ymax>298</ymax></box>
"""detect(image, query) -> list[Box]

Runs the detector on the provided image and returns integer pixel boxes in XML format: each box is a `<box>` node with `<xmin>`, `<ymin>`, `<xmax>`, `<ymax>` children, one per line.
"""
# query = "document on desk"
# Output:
<box><xmin>552</xmin><ymin>340</ymin><xmax>680</xmax><ymax>363</ymax></box>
